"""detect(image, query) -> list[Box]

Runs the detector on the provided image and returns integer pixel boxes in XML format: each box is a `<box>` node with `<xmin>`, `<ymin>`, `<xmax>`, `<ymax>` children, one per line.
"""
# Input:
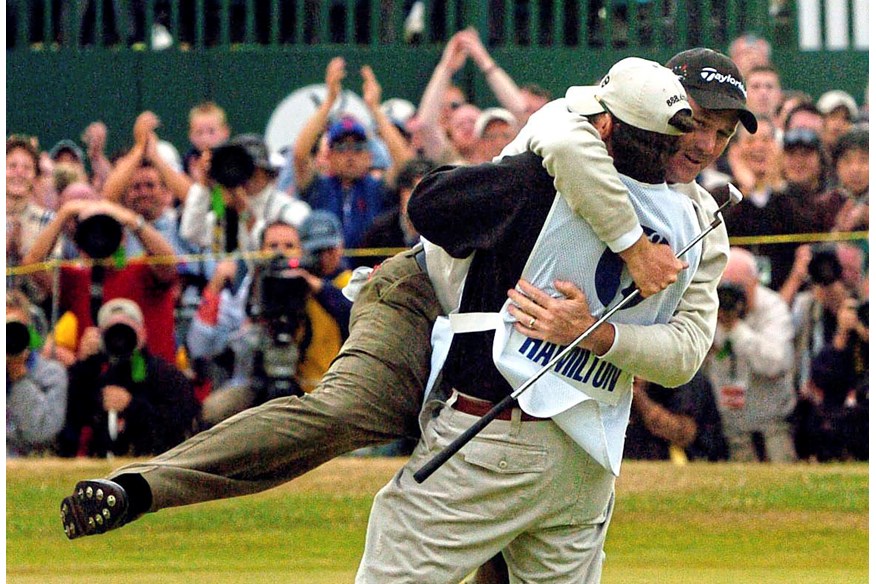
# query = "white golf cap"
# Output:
<box><xmin>816</xmin><ymin>90</ymin><xmax>859</xmax><ymax>120</ymax></box>
<box><xmin>474</xmin><ymin>107</ymin><xmax>518</xmax><ymax>138</ymax></box>
<box><xmin>381</xmin><ymin>98</ymin><xmax>417</xmax><ymax>124</ymax></box>
<box><xmin>565</xmin><ymin>57</ymin><xmax>691</xmax><ymax>136</ymax></box>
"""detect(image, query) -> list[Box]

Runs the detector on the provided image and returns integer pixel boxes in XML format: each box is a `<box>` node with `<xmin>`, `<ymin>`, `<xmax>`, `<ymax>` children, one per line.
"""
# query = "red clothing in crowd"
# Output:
<box><xmin>60</xmin><ymin>261</ymin><xmax>179</xmax><ymax>363</ymax></box>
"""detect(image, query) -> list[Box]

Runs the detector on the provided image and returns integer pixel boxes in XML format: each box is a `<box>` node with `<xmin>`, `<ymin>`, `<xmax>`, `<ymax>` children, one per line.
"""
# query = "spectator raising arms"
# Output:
<box><xmin>413</xmin><ymin>28</ymin><xmax>526</xmax><ymax>165</ymax></box>
<box><xmin>294</xmin><ymin>56</ymin><xmax>411</xmax><ymax>249</ymax></box>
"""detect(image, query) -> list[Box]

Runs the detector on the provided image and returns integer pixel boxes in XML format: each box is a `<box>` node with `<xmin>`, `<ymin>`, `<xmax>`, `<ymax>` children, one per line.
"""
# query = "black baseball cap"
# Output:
<box><xmin>666</xmin><ymin>48</ymin><xmax>758</xmax><ymax>133</ymax></box>
<box><xmin>229</xmin><ymin>133</ymin><xmax>273</xmax><ymax>170</ymax></box>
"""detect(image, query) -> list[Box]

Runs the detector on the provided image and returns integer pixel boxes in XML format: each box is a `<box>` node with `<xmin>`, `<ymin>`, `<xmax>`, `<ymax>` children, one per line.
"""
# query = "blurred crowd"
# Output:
<box><xmin>6</xmin><ymin>30</ymin><xmax>868</xmax><ymax>464</ymax></box>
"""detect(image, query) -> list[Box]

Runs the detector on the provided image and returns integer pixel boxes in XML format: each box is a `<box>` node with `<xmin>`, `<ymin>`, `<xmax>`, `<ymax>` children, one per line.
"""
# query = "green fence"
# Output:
<box><xmin>4</xmin><ymin>0</ymin><xmax>804</xmax><ymax>49</ymax></box>
<box><xmin>7</xmin><ymin>0</ymin><xmax>868</xmax><ymax>155</ymax></box>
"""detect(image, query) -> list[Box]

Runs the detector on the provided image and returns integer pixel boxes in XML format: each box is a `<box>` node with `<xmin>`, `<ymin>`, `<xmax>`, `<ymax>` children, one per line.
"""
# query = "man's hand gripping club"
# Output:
<box><xmin>620</xmin><ymin>236</ymin><xmax>687</xmax><ymax>298</ymax></box>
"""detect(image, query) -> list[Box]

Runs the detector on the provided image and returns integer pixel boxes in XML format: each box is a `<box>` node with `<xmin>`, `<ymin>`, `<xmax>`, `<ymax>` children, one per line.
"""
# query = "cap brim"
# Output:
<box><xmin>687</xmin><ymin>86</ymin><xmax>758</xmax><ymax>133</ymax></box>
<box><xmin>304</xmin><ymin>237</ymin><xmax>343</xmax><ymax>252</ymax></box>
<box><xmin>565</xmin><ymin>86</ymin><xmax>605</xmax><ymax>116</ymax></box>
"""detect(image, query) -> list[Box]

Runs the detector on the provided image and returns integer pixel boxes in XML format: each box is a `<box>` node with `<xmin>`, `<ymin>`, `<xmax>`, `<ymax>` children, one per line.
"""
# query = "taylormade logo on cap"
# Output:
<box><xmin>698</xmin><ymin>67</ymin><xmax>747</xmax><ymax>98</ymax></box>
<box><xmin>565</xmin><ymin>57</ymin><xmax>691</xmax><ymax>136</ymax></box>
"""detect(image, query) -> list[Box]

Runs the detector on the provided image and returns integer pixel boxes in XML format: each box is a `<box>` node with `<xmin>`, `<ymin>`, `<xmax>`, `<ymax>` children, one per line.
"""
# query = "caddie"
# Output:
<box><xmin>355</xmin><ymin>58</ymin><xmax>713</xmax><ymax>583</ymax></box>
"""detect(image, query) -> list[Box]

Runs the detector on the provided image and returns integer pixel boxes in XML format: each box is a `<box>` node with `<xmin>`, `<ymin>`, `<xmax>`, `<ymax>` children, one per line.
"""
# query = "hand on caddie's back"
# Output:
<box><xmin>620</xmin><ymin>236</ymin><xmax>687</xmax><ymax>297</ymax></box>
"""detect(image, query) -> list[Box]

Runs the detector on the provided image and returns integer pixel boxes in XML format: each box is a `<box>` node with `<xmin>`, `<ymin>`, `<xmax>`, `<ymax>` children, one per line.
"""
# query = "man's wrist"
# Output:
<box><xmin>578</xmin><ymin>322</ymin><xmax>616</xmax><ymax>356</ymax></box>
<box><xmin>130</xmin><ymin>214</ymin><xmax>146</xmax><ymax>233</ymax></box>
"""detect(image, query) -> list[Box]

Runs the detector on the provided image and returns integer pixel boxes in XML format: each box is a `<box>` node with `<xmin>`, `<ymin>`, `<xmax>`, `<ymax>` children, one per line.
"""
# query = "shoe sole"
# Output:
<box><xmin>60</xmin><ymin>479</ymin><xmax>128</xmax><ymax>540</ymax></box>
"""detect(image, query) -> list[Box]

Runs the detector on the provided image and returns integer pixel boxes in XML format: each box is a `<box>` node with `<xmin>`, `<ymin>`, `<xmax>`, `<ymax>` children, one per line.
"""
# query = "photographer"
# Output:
<box><xmin>6</xmin><ymin>290</ymin><xmax>68</xmax><ymax>457</ymax></box>
<box><xmin>791</xmin><ymin>244</ymin><xmax>868</xmax><ymax>460</ymax></box>
<box><xmin>704</xmin><ymin>247</ymin><xmax>797</xmax><ymax>462</ymax></box>
<box><xmin>22</xmin><ymin>198</ymin><xmax>179</xmax><ymax>363</ymax></box>
<box><xmin>189</xmin><ymin>218</ymin><xmax>351</xmax><ymax>427</ymax></box>
<box><xmin>179</xmin><ymin>133</ymin><xmax>310</xmax><ymax>254</ymax></box>
<box><xmin>61</xmin><ymin>299</ymin><xmax>198</xmax><ymax>458</ymax></box>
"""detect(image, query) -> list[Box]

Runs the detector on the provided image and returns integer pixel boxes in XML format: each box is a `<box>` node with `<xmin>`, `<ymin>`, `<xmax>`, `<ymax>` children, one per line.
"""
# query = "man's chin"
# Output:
<box><xmin>666</xmin><ymin>164</ymin><xmax>699</xmax><ymax>185</ymax></box>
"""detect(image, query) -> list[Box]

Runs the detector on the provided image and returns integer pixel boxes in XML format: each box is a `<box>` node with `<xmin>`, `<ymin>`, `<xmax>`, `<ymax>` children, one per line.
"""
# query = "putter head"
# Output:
<box><xmin>713</xmin><ymin>183</ymin><xmax>744</xmax><ymax>218</ymax></box>
<box><xmin>726</xmin><ymin>183</ymin><xmax>743</xmax><ymax>206</ymax></box>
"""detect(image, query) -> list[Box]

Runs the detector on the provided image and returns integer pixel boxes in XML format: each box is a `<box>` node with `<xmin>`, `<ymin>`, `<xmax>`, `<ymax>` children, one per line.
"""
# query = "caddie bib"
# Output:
<box><xmin>449</xmin><ymin>175</ymin><xmax>703</xmax><ymax>416</ymax></box>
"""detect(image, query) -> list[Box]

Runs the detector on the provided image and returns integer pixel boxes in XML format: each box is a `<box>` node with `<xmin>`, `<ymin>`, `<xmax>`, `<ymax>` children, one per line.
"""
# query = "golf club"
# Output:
<box><xmin>413</xmin><ymin>184</ymin><xmax>743</xmax><ymax>483</ymax></box>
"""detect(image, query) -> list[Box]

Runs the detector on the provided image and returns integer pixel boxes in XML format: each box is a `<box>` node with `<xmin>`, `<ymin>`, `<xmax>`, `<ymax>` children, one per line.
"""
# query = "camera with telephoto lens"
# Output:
<box><xmin>717</xmin><ymin>283</ymin><xmax>747</xmax><ymax>319</ymax></box>
<box><xmin>102</xmin><ymin>322</ymin><xmax>138</xmax><ymax>360</ymax></box>
<box><xmin>247</xmin><ymin>253</ymin><xmax>317</xmax><ymax>403</ymax></box>
<box><xmin>74</xmin><ymin>214</ymin><xmax>124</xmax><ymax>259</ymax></box>
<box><xmin>807</xmin><ymin>247</ymin><xmax>843</xmax><ymax>287</ymax></box>
<box><xmin>208</xmin><ymin>144</ymin><xmax>255</xmax><ymax>188</ymax></box>
<box><xmin>7</xmin><ymin>320</ymin><xmax>31</xmax><ymax>357</ymax></box>
<box><xmin>208</xmin><ymin>134</ymin><xmax>273</xmax><ymax>189</ymax></box>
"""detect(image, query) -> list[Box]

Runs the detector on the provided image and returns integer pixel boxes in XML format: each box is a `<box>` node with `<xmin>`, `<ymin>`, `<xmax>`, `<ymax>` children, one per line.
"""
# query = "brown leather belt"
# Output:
<box><xmin>451</xmin><ymin>392</ymin><xmax>548</xmax><ymax>422</ymax></box>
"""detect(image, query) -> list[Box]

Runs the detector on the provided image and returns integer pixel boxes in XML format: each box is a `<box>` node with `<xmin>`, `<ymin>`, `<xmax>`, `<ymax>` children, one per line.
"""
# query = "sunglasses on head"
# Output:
<box><xmin>332</xmin><ymin>141</ymin><xmax>368</xmax><ymax>153</ymax></box>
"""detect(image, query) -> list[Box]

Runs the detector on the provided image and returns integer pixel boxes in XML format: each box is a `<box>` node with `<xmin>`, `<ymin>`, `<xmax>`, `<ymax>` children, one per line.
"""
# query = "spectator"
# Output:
<box><xmin>99</xmin><ymin>112</ymin><xmax>212</xmax><ymax>348</ymax></box>
<box><xmin>704</xmin><ymin>247</ymin><xmax>797</xmax><ymax>462</ymax></box>
<box><xmin>472</xmin><ymin>107</ymin><xmax>519</xmax><ymax>163</ymax></box>
<box><xmin>780</xmin><ymin>128</ymin><xmax>830</xmax><ymax>234</ymax></box>
<box><xmin>6</xmin><ymin>135</ymin><xmax>58</xmax><ymax>303</ymax></box>
<box><xmin>745</xmin><ymin>64</ymin><xmax>783</xmax><ymax>123</ymax></box>
<box><xmin>102</xmin><ymin>114</ymin><xmax>193</xmax><ymax>258</ymax></box>
<box><xmin>360</xmin><ymin>157</ymin><xmax>435</xmax><ymax>260</ymax></box>
<box><xmin>793</xmin><ymin>244</ymin><xmax>866</xmax><ymax>372</ymax></box>
<box><xmin>22</xmin><ymin>198</ymin><xmax>180</xmax><ymax>364</ymax></box>
<box><xmin>7</xmin><ymin>136</ymin><xmax>54</xmax><ymax>261</ymax></box>
<box><xmin>6</xmin><ymin>289</ymin><xmax>69</xmax><ymax>457</ymax></box>
<box><xmin>436</xmin><ymin>82</ymin><xmax>468</xmax><ymax>133</ymax></box>
<box><xmin>181</xmin><ymin>133</ymin><xmax>311</xmax><ymax>253</ymax></box>
<box><xmin>424</xmin><ymin>102</ymin><xmax>483</xmax><ymax>166</ymax></box>
<box><xmin>816</xmin><ymin>90</ymin><xmax>859</xmax><ymax>157</ymax></box>
<box><xmin>49</xmin><ymin>138</ymin><xmax>87</xmax><ymax>172</ymax></box>
<box><xmin>414</xmin><ymin>28</ymin><xmax>527</xmax><ymax>165</ymax></box>
<box><xmin>791</xmin><ymin>245</ymin><xmax>868</xmax><ymax>461</ymax></box>
<box><xmin>294</xmin><ymin>57</ymin><xmax>411</xmax><ymax>249</ymax></box>
<box><xmin>189</xmin><ymin>219</ymin><xmax>351</xmax><ymax>426</ymax></box>
<box><xmin>60</xmin><ymin>298</ymin><xmax>198</xmax><ymax>457</ymax></box>
<box><xmin>296</xmin><ymin>210</ymin><xmax>354</xmax><ymax>382</ymax></box>
<box><xmin>626</xmin><ymin>373</ymin><xmax>728</xmax><ymax>462</ymax></box>
<box><xmin>728</xmin><ymin>32</ymin><xmax>772</xmax><ymax>78</ymax></box>
<box><xmin>54</xmin><ymin>182</ymin><xmax>104</xmax><ymax>261</ymax></box>
<box><xmin>721</xmin><ymin>116</ymin><xmax>796</xmax><ymax>290</ymax></box>
<box><xmin>776</xmin><ymin>91</ymin><xmax>815</xmax><ymax>132</ymax></box>
<box><xmin>182</xmin><ymin>101</ymin><xmax>231</xmax><ymax>178</ymax></box>
<box><xmin>46</xmin><ymin>138</ymin><xmax>90</xmax><ymax>207</ymax></box>
<box><xmin>782</xmin><ymin>101</ymin><xmax>823</xmax><ymax>136</ymax></box>
<box><xmin>811</xmin><ymin>128</ymin><xmax>868</xmax><ymax>234</ymax></box>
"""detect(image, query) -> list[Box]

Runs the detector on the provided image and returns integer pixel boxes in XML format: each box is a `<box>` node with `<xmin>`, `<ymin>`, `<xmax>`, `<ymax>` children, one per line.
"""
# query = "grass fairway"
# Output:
<box><xmin>6</xmin><ymin>458</ymin><xmax>868</xmax><ymax>583</ymax></box>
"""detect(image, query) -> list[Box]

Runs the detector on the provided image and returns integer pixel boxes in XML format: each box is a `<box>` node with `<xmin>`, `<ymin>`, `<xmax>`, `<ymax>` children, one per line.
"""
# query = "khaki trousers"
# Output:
<box><xmin>111</xmin><ymin>249</ymin><xmax>441</xmax><ymax>511</ymax></box>
<box><xmin>356</xmin><ymin>397</ymin><xmax>616</xmax><ymax>584</ymax></box>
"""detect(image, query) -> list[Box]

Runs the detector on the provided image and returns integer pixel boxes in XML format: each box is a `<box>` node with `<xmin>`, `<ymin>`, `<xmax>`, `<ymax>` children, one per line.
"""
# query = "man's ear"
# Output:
<box><xmin>590</xmin><ymin>113</ymin><xmax>613</xmax><ymax>141</ymax></box>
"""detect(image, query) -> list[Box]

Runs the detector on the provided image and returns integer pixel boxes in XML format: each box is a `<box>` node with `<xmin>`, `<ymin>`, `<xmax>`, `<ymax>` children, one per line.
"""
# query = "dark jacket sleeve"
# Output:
<box><xmin>313</xmin><ymin>281</ymin><xmax>352</xmax><ymax>339</ymax></box>
<box><xmin>408</xmin><ymin>153</ymin><xmax>556</xmax><ymax>258</ymax></box>
<box><xmin>124</xmin><ymin>354</ymin><xmax>198</xmax><ymax>455</ymax></box>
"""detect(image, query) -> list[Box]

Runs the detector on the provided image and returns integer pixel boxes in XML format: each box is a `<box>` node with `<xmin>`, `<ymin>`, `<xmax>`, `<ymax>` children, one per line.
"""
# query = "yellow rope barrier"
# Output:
<box><xmin>5</xmin><ymin>231</ymin><xmax>868</xmax><ymax>277</ymax></box>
